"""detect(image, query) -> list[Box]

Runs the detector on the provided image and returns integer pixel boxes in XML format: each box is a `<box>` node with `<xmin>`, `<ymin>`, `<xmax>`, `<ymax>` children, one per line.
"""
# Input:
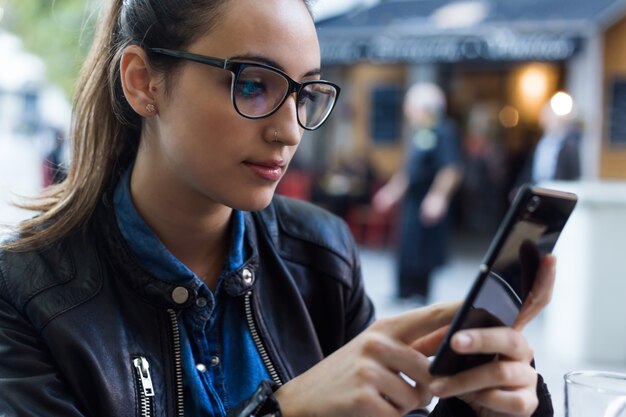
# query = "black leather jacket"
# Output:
<box><xmin>0</xmin><ymin>195</ymin><xmax>552</xmax><ymax>417</ymax></box>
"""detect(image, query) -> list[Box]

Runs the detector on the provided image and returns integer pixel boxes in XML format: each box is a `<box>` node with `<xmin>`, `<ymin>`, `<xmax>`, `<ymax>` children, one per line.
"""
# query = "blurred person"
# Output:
<box><xmin>0</xmin><ymin>1</ymin><xmax>555</xmax><ymax>417</ymax></box>
<box><xmin>373</xmin><ymin>82</ymin><xmax>463</xmax><ymax>302</ymax></box>
<box><xmin>42</xmin><ymin>127</ymin><xmax>68</xmax><ymax>186</ymax></box>
<box><xmin>516</xmin><ymin>103</ymin><xmax>581</xmax><ymax>188</ymax></box>
<box><xmin>311</xmin><ymin>151</ymin><xmax>375</xmax><ymax>218</ymax></box>
<box><xmin>17</xmin><ymin>83</ymin><xmax>42</xmax><ymax>135</ymax></box>
<box><xmin>461</xmin><ymin>102</ymin><xmax>507</xmax><ymax>234</ymax></box>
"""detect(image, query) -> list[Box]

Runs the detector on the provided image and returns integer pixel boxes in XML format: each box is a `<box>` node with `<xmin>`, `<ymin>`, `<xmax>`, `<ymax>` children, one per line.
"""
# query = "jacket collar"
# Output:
<box><xmin>98</xmin><ymin>192</ymin><xmax>260</xmax><ymax>309</ymax></box>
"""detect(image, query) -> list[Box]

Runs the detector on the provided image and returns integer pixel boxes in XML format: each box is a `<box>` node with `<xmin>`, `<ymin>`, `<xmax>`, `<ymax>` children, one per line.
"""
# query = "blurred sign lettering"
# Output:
<box><xmin>320</xmin><ymin>31</ymin><xmax>581</xmax><ymax>64</ymax></box>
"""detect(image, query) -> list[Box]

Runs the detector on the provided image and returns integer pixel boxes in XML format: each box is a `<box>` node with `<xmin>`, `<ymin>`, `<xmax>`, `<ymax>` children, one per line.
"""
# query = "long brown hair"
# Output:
<box><xmin>2</xmin><ymin>0</ymin><xmax>243</xmax><ymax>251</ymax></box>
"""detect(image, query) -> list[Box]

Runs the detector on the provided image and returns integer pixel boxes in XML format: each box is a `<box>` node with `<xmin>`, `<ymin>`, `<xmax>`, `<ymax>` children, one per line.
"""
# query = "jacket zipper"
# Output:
<box><xmin>245</xmin><ymin>291</ymin><xmax>282</xmax><ymax>386</ymax></box>
<box><xmin>167</xmin><ymin>309</ymin><xmax>185</xmax><ymax>417</ymax></box>
<box><xmin>132</xmin><ymin>357</ymin><xmax>155</xmax><ymax>417</ymax></box>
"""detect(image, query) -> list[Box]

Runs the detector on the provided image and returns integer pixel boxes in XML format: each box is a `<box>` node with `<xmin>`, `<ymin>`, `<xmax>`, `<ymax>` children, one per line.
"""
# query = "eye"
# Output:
<box><xmin>298</xmin><ymin>90</ymin><xmax>315</xmax><ymax>106</ymax></box>
<box><xmin>235</xmin><ymin>78</ymin><xmax>266</xmax><ymax>99</ymax></box>
<box><xmin>298</xmin><ymin>88</ymin><xmax>318</xmax><ymax>106</ymax></box>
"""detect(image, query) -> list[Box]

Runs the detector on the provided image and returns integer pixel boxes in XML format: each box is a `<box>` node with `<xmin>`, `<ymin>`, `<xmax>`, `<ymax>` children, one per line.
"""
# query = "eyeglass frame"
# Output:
<box><xmin>147</xmin><ymin>47</ymin><xmax>341</xmax><ymax>131</ymax></box>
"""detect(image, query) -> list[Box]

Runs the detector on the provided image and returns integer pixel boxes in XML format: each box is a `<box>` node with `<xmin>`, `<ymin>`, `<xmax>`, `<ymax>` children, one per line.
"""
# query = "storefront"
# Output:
<box><xmin>287</xmin><ymin>0</ymin><xmax>626</xmax><ymax>235</ymax></box>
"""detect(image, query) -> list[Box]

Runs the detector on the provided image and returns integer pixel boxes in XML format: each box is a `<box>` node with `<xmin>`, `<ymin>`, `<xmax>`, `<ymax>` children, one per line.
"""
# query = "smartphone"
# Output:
<box><xmin>428</xmin><ymin>184</ymin><xmax>578</xmax><ymax>376</ymax></box>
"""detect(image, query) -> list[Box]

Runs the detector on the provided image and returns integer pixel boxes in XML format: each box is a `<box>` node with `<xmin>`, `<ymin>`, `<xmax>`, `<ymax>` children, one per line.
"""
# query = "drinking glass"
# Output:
<box><xmin>565</xmin><ymin>370</ymin><xmax>626</xmax><ymax>417</ymax></box>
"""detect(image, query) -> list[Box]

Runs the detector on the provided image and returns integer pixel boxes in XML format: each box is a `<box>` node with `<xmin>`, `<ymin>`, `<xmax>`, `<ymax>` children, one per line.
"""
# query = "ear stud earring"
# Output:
<box><xmin>146</xmin><ymin>103</ymin><xmax>157</xmax><ymax>113</ymax></box>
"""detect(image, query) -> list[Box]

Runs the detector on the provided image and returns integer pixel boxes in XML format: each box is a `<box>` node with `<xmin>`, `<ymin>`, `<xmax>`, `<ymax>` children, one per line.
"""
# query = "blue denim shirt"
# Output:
<box><xmin>114</xmin><ymin>168</ymin><xmax>270</xmax><ymax>416</ymax></box>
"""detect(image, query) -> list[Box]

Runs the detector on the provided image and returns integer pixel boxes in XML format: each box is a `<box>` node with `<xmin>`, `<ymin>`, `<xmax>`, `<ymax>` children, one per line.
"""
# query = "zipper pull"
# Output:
<box><xmin>133</xmin><ymin>357</ymin><xmax>156</xmax><ymax>397</ymax></box>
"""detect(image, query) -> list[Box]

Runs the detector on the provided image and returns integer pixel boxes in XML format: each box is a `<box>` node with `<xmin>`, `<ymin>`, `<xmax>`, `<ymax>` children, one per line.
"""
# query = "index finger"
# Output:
<box><xmin>514</xmin><ymin>254</ymin><xmax>556</xmax><ymax>330</ymax></box>
<box><xmin>373</xmin><ymin>301</ymin><xmax>461</xmax><ymax>344</ymax></box>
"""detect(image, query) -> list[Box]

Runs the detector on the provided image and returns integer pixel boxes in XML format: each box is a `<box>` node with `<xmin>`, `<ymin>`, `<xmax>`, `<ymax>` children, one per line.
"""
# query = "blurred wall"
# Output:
<box><xmin>346</xmin><ymin>64</ymin><xmax>407</xmax><ymax>178</ymax></box>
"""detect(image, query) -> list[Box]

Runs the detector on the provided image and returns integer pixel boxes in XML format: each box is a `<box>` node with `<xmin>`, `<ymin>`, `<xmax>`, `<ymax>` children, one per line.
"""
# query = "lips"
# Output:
<box><xmin>243</xmin><ymin>160</ymin><xmax>286</xmax><ymax>182</ymax></box>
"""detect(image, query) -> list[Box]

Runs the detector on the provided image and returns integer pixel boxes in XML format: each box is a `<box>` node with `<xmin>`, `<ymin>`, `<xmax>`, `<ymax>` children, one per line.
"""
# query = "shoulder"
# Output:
<box><xmin>436</xmin><ymin>118</ymin><xmax>460</xmax><ymax>139</ymax></box>
<box><xmin>0</xmin><ymin>230</ymin><xmax>101</xmax><ymax>332</ymax></box>
<box><xmin>252</xmin><ymin>195</ymin><xmax>359</xmax><ymax>285</ymax></box>
<box><xmin>258</xmin><ymin>195</ymin><xmax>355</xmax><ymax>257</ymax></box>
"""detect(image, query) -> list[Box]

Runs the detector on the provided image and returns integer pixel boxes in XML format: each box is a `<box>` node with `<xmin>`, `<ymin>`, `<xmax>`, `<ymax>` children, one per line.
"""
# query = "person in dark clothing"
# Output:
<box><xmin>374</xmin><ymin>83</ymin><xmax>463</xmax><ymax>302</ymax></box>
<box><xmin>42</xmin><ymin>128</ymin><xmax>68</xmax><ymax>186</ymax></box>
<box><xmin>0</xmin><ymin>2</ymin><xmax>555</xmax><ymax>417</ymax></box>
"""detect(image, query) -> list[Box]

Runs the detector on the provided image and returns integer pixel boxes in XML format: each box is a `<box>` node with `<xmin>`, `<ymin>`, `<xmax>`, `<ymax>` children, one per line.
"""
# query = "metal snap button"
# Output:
<box><xmin>195</xmin><ymin>297</ymin><xmax>208</xmax><ymax>307</ymax></box>
<box><xmin>242</xmin><ymin>268</ymin><xmax>254</xmax><ymax>286</ymax></box>
<box><xmin>209</xmin><ymin>356</ymin><xmax>220</xmax><ymax>366</ymax></box>
<box><xmin>171</xmin><ymin>286</ymin><xmax>189</xmax><ymax>304</ymax></box>
<box><xmin>196</xmin><ymin>363</ymin><xmax>207</xmax><ymax>373</ymax></box>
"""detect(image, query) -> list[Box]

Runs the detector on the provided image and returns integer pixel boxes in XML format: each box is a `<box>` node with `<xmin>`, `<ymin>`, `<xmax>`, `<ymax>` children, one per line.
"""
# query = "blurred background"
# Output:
<box><xmin>2</xmin><ymin>1</ymin><xmax>626</xmax><ymax>415</ymax></box>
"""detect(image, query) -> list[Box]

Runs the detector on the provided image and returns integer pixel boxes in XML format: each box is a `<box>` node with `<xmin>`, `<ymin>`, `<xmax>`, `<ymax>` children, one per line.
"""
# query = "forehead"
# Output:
<box><xmin>192</xmin><ymin>0</ymin><xmax>320</xmax><ymax>76</ymax></box>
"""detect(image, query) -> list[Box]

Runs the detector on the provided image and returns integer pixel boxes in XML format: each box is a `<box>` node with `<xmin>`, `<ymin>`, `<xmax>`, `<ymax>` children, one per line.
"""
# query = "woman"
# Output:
<box><xmin>0</xmin><ymin>0</ymin><xmax>555</xmax><ymax>416</ymax></box>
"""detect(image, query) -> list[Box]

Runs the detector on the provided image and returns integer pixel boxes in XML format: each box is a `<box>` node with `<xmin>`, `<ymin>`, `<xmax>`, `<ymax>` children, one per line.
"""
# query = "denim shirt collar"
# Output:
<box><xmin>113</xmin><ymin>166</ymin><xmax>248</xmax><ymax>289</ymax></box>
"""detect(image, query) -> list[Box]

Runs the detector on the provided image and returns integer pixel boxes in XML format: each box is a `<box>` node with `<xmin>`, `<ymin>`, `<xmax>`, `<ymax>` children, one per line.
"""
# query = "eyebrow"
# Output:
<box><xmin>229</xmin><ymin>53</ymin><xmax>322</xmax><ymax>78</ymax></box>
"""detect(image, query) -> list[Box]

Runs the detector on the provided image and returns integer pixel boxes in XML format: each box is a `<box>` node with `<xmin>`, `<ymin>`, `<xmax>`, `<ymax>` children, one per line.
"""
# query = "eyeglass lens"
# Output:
<box><xmin>298</xmin><ymin>83</ymin><xmax>337</xmax><ymax>130</ymax></box>
<box><xmin>233</xmin><ymin>65</ymin><xmax>337</xmax><ymax>129</ymax></box>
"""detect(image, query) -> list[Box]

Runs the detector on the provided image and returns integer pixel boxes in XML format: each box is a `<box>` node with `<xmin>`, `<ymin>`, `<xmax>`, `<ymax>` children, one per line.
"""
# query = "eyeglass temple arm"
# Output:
<box><xmin>147</xmin><ymin>48</ymin><xmax>228</xmax><ymax>69</ymax></box>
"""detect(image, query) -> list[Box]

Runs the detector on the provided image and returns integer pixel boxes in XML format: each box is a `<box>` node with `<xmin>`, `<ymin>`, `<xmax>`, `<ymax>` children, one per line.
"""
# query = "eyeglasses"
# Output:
<box><xmin>148</xmin><ymin>48</ymin><xmax>341</xmax><ymax>131</ymax></box>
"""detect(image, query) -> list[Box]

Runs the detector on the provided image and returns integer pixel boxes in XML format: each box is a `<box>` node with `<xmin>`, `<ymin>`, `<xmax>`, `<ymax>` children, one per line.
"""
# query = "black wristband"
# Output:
<box><xmin>256</xmin><ymin>380</ymin><xmax>282</xmax><ymax>417</ymax></box>
<box><xmin>227</xmin><ymin>380</ymin><xmax>282</xmax><ymax>417</ymax></box>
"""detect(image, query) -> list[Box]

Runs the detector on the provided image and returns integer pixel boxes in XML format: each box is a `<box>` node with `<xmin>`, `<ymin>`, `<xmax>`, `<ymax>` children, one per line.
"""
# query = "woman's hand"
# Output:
<box><xmin>429</xmin><ymin>327</ymin><xmax>538</xmax><ymax>417</ymax></box>
<box><xmin>428</xmin><ymin>255</ymin><xmax>557</xmax><ymax>417</ymax></box>
<box><xmin>275</xmin><ymin>302</ymin><xmax>459</xmax><ymax>417</ymax></box>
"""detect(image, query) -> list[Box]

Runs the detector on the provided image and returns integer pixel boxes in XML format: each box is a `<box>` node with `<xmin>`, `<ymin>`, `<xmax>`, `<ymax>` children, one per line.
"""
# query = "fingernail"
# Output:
<box><xmin>453</xmin><ymin>332</ymin><xmax>472</xmax><ymax>349</ymax></box>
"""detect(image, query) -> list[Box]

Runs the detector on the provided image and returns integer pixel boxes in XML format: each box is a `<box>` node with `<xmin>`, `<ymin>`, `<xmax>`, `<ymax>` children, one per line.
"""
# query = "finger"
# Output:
<box><xmin>360</xmin><ymin>332</ymin><xmax>435</xmax><ymax>393</ymax></box>
<box><xmin>374</xmin><ymin>364</ymin><xmax>433</xmax><ymax>412</ymax></box>
<box><xmin>461</xmin><ymin>386</ymin><xmax>539</xmax><ymax>416</ymax></box>
<box><xmin>514</xmin><ymin>255</ymin><xmax>556</xmax><ymax>330</ymax></box>
<box><xmin>430</xmin><ymin>360</ymin><xmax>537</xmax><ymax>399</ymax></box>
<box><xmin>373</xmin><ymin>301</ymin><xmax>460</xmax><ymax>344</ymax></box>
<box><xmin>350</xmin><ymin>385</ymin><xmax>403</xmax><ymax>417</ymax></box>
<box><xmin>450</xmin><ymin>327</ymin><xmax>533</xmax><ymax>362</ymax></box>
<box><xmin>352</xmin><ymin>356</ymin><xmax>429</xmax><ymax>414</ymax></box>
<box><xmin>411</xmin><ymin>326</ymin><xmax>450</xmax><ymax>356</ymax></box>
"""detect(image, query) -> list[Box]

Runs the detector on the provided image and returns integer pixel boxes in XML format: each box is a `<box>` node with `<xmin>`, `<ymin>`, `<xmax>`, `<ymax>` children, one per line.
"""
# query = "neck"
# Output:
<box><xmin>129</xmin><ymin>158</ymin><xmax>232</xmax><ymax>290</ymax></box>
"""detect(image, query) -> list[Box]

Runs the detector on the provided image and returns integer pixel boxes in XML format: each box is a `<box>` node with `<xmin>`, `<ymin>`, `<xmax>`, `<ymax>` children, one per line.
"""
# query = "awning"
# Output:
<box><xmin>318</xmin><ymin>27</ymin><xmax>583</xmax><ymax>64</ymax></box>
<box><xmin>315</xmin><ymin>0</ymin><xmax>619</xmax><ymax>64</ymax></box>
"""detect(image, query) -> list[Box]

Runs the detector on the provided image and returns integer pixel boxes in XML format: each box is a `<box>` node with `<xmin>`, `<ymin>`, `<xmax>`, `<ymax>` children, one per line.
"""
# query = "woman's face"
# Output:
<box><xmin>139</xmin><ymin>0</ymin><xmax>320</xmax><ymax>212</ymax></box>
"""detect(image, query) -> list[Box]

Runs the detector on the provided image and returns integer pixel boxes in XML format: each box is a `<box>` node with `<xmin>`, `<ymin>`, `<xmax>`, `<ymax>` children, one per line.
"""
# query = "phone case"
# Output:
<box><xmin>428</xmin><ymin>184</ymin><xmax>578</xmax><ymax>376</ymax></box>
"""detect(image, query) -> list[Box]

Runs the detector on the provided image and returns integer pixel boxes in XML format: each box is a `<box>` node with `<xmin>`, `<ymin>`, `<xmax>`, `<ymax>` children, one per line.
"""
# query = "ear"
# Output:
<box><xmin>120</xmin><ymin>45</ymin><xmax>160</xmax><ymax>117</ymax></box>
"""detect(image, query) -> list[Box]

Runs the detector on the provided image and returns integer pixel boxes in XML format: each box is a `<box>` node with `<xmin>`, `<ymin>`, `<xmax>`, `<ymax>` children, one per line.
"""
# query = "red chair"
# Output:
<box><xmin>345</xmin><ymin>179</ymin><xmax>398</xmax><ymax>248</ymax></box>
<box><xmin>276</xmin><ymin>170</ymin><xmax>314</xmax><ymax>201</ymax></box>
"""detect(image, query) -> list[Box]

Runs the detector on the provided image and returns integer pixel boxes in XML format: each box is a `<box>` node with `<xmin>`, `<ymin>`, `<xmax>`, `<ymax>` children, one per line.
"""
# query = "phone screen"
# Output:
<box><xmin>429</xmin><ymin>186</ymin><xmax>577</xmax><ymax>375</ymax></box>
<box><xmin>473</xmin><ymin>220</ymin><xmax>547</xmax><ymax>328</ymax></box>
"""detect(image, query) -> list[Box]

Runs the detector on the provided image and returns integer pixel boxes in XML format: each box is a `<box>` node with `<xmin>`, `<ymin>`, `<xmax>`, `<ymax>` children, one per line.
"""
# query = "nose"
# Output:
<box><xmin>270</xmin><ymin>94</ymin><xmax>302</xmax><ymax>146</ymax></box>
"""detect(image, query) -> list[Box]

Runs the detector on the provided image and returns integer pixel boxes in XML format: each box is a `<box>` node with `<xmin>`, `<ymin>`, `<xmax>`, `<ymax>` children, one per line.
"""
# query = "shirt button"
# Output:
<box><xmin>196</xmin><ymin>363</ymin><xmax>207</xmax><ymax>373</ymax></box>
<box><xmin>195</xmin><ymin>297</ymin><xmax>208</xmax><ymax>307</ymax></box>
<box><xmin>171</xmin><ymin>287</ymin><xmax>189</xmax><ymax>304</ymax></box>
<box><xmin>242</xmin><ymin>268</ymin><xmax>254</xmax><ymax>286</ymax></box>
<box><xmin>209</xmin><ymin>356</ymin><xmax>220</xmax><ymax>366</ymax></box>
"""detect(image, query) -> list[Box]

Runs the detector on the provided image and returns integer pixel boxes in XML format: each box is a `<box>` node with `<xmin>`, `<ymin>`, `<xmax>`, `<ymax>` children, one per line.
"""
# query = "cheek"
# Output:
<box><xmin>156</xmin><ymin>96</ymin><xmax>240</xmax><ymax>180</ymax></box>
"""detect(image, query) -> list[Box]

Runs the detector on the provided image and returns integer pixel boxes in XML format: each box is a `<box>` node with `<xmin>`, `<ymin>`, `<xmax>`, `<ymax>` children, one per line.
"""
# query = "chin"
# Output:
<box><xmin>229</xmin><ymin>190</ymin><xmax>276</xmax><ymax>212</ymax></box>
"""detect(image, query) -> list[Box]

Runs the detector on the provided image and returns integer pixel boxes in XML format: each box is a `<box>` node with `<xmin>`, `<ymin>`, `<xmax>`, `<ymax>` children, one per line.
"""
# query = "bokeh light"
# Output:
<box><xmin>519</xmin><ymin>66</ymin><xmax>549</xmax><ymax>102</ymax></box>
<box><xmin>550</xmin><ymin>91</ymin><xmax>574</xmax><ymax>116</ymax></box>
<box><xmin>499</xmin><ymin>105</ymin><xmax>520</xmax><ymax>128</ymax></box>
